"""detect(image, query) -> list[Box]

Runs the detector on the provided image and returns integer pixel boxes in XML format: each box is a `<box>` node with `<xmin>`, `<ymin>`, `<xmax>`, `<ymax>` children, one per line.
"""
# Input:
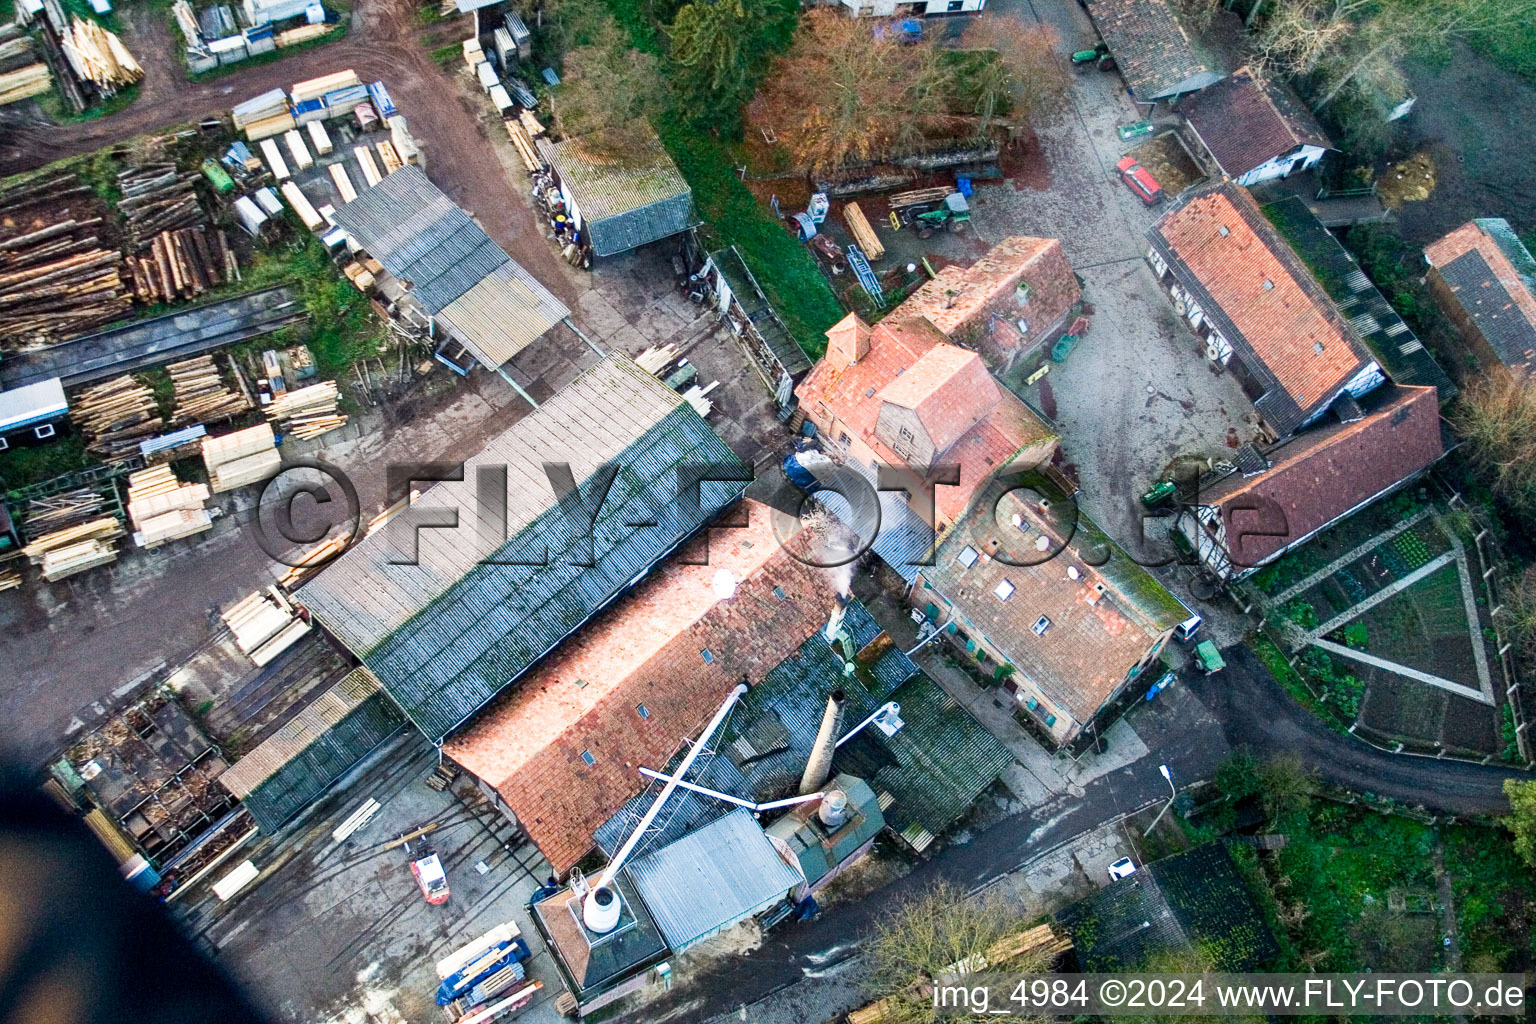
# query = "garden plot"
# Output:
<box><xmin>1251</xmin><ymin>503</ymin><xmax>1504</xmax><ymax>757</ymax></box>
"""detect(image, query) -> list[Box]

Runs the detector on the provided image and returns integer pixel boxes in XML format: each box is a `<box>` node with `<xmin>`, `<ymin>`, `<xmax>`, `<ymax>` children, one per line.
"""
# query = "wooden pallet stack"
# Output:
<box><xmin>125</xmin><ymin>226</ymin><xmax>232</xmax><ymax>303</ymax></box>
<box><xmin>221</xmin><ymin>587</ymin><xmax>311</xmax><ymax>666</ymax></box>
<box><xmin>59</xmin><ymin>16</ymin><xmax>142</xmax><ymax>93</ymax></box>
<box><xmin>125</xmin><ymin>465</ymin><xmax>213</xmax><ymax>548</ymax></box>
<box><xmin>265</xmin><ymin>381</ymin><xmax>346</xmax><ymax>440</ymax></box>
<box><xmin>70</xmin><ymin>375</ymin><xmax>163</xmax><ymax>461</ymax></box>
<box><xmin>21</xmin><ymin>516</ymin><xmax>125</xmax><ymax>582</ymax></box>
<box><xmin>167</xmin><ymin>355</ymin><xmax>250</xmax><ymax>425</ymax></box>
<box><xmin>117</xmin><ymin>164</ymin><xmax>208</xmax><ymax>241</ymax></box>
<box><xmin>0</xmin><ymin>173</ymin><xmax>130</xmax><ymax>347</ymax></box>
<box><xmin>203</xmin><ymin>422</ymin><xmax>280</xmax><ymax>493</ymax></box>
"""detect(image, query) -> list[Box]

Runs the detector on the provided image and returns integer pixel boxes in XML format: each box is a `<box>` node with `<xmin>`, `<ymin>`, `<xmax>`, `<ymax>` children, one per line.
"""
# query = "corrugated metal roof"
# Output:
<box><xmin>709</xmin><ymin>246</ymin><xmax>811</xmax><ymax>376</ymax></box>
<box><xmin>626</xmin><ymin>807</ymin><xmax>801</xmax><ymax>951</ymax></box>
<box><xmin>437</xmin><ymin>261</ymin><xmax>570</xmax><ymax>368</ymax></box>
<box><xmin>301</xmin><ymin>355</ymin><xmax>747</xmax><ymax>742</ymax></box>
<box><xmin>0</xmin><ymin>377</ymin><xmax>67</xmax><ymax>432</ymax></box>
<box><xmin>220</xmin><ymin>668</ymin><xmax>384</xmax><ymax>797</ymax></box>
<box><xmin>540</xmin><ymin>128</ymin><xmax>693</xmax><ymax>257</ymax></box>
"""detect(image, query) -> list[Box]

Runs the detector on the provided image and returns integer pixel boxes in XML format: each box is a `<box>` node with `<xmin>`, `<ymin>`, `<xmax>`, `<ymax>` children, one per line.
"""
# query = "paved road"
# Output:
<box><xmin>1187</xmin><ymin>644</ymin><xmax>1522</xmax><ymax>817</ymax></box>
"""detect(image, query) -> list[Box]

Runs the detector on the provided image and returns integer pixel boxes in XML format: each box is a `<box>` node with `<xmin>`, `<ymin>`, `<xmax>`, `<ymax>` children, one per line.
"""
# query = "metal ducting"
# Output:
<box><xmin>799</xmin><ymin>689</ymin><xmax>846</xmax><ymax>795</ymax></box>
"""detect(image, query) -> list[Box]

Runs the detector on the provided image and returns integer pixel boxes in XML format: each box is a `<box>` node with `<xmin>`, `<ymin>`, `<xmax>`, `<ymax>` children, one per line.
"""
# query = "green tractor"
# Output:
<box><xmin>907</xmin><ymin>193</ymin><xmax>971</xmax><ymax>238</ymax></box>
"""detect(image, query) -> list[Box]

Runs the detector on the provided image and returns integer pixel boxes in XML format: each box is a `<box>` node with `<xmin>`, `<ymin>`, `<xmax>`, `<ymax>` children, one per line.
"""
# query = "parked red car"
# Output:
<box><xmin>1116</xmin><ymin>156</ymin><xmax>1164</xmax><ymax>205</ymax></box>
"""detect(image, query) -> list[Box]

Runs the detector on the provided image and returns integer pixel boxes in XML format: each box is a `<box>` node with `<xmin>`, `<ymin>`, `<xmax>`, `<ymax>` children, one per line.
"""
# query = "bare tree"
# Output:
<box><xmin>865</xmin><ymin>881</ymin><xmax>1051</xmax><ymax>1024</ymax></box>
<box><xmin>754</xmin><ymin>12</ymin><xmax>958</xmax><ymax>173</ymax></box>
<box><xmin>1451</xmin><ymin>366</ymin><xmax>1536</xmax><ymax>513</ymax></box>
<box><xmin>959</xmin><ymin>19</ymin><xmax>1068</xmax><ymax>136</ymax></box>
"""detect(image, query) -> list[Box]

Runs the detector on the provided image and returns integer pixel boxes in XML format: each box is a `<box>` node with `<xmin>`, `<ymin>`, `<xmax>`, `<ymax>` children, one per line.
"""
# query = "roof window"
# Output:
<box><xmin>637</xmin><ymin>704</ymin><xmax>650</xmax><ymax>719</ymax></box>
<box><xmin>581</xmin><ymin>750</ymin><xmax>596</xmax><ymax>765</ymax></box>
<box><xmin>573</xmin><ymin>677</ymin><xmax>588</xmax><ymax>689</ymax></box>
<box><xmin>994</xmin><ymin>580</ymin><xmax>1015</xmax><ymax>601</ymax></box>
<box><xmin>1314</xmin><ymin>341</ymin><xmax>1325</xmax><ymax>354</ymax></box>
<box><xmin>1263</xmin><ymin>279</ymin><xmax>1274</xmax><ymax>290</ymax></box>
<box><xmin>866</xmin><ymin>387</ymin><xmax>876</xmax><ymax>397</ymax></box>
<box><xmin>958</xmin><ymin>545</ymin><xmax>979</xmax><ymax>568</ymax></box>
<box><xmin>701</xmin><ymin>649</ymin><xmax>715</xmax><ymax>664</ymax></box>
<box><xmin>773</xmin><ymin>585</ymin><xmax>787</xmax><ymax>600</ymax></box>
<box><xmin>1218</xmin><ymin>224</ymin><xmax>1230</xmax><ymax>237</ymax></box>
<box><xmin>1032</xmin><ymin>615</ymin><xmax>1051</xmax><ymax>636</ymax></box>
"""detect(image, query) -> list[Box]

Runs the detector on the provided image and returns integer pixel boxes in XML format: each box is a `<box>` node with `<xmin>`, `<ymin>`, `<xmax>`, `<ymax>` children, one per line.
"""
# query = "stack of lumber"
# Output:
<box><xmin>635</xmin><ymin>344</ymin><xmax>680</xmax><ymax>374</ymax></box>
<box><xmin>19</xmin><ymin>487</ymin><xmax>113</xmax><ymax>537</ymax></box>
<box><xmin>0</xmin><ymin>173</ymin><xmax>130</xmax><ymax>347</ymax></box>
<box><xmin>125</xmin><ymin>226</ymin><xmax>230</xmax><ymax>302</ymax></box>
<box><xmin>221</xmin><ymin>588</ymin><xmax>310</xmax><ymax>666</ymax></box>
<box><xmin>462</xmin><ymin>37</ymin><xmax>485</xmax><ymax>71</ymax></box>
<box><xmin>290</xmin><ymin>70</ymin><xmax>358</xmax><ymax>105</ymax></box>
<box><xmin>353</xmin><ymin>146</ymin><xmax>382</xmax><ymax>188</ymax></box>
<box><xmin>0</xmin><ymin>569</ymin><xmax>20</xmax><ymax>592</ymax></box>
<box><xmin>265</xmin><ymin>381</ymin><xmax>345</xmax><ymax>440</ymax></box>
<box><xmin>0</xmin><ymin>64</ymin><xmax>51</xmax><ymax>107</ymax></box>
<box><xmin>328</xmin><ymin>163</ymin><xmax>356</xmax><ymax>204</ymax></box>
<box><xmin>681</xmin><ymin>380</ymin><xmax>718</xmax><ymax>418</ymax></box>
<box><xmin>60</xmin><ymin>16</ymin><xmax>143</xmax><ymax>93</ymax></box>
<box><xmin>232</xmin><ymin>88</ymin><xmax>288</xmax><ymax>130</ymax></box>
<box><xmin>342</xmin><ymin>261</ymin><xmax>374</xmax><ymax>292</ymax></box>
<box><xmin>22</xmin><ymin>517</ymin><xmax>124</xmax><ymax>581</ymax></box>
<box><xmin>125</xmin><ymin>465</ymin><xmax>213</xmax><ymax>548</ymax></box>
<box><xmin>843</xmin><ymin>202</ymin><xmax>884</xmax><ymax>261</ymax></box>
<box><xmin>274</xmin><ymin>23</ymin><xmax>329</xmax><ymax>48</ymax></box>
<box><xmin>70</xmin><ymin>375</ymin><xmax>162</xmax><ymax>460</ymax></box>
<box><xmin>166</xmin><ymin>355</ymin><xmax>250</xmax><ymax>425</ymax></box>
<box><xmin>203</xmin><ymin>422</ymin><xmax>280</xmax><ymax>493</ymax></box>
<box><xmin>518</xmin><ymin>109</ymin><xmax>545</xmax><ymax>138</ymax></box>
<box><xmin>276</xmin><ymin>532</ymin><xmax>350</xmax><ymax>589</ymax></box>
<box><xmin>117</xmin><ymin>164</ymin><xmax>207</xmax><ymax>241</ymax></box>
<box><xmin>503</xmin><ymin>121</ymin><xmax>541</xmax><ymax>173</ymax></box>
<box><xmin>375</xmin><ymin>140</ymin><xmax>402</xmax><ymax>174</ymax></box>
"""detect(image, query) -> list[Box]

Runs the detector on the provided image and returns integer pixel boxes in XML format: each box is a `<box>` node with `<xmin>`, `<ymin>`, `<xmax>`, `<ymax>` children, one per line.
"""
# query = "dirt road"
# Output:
<box><xmin>0</xmin><ymin>0</ymin><xmax>577</xmax><ymax>305</ymax></box>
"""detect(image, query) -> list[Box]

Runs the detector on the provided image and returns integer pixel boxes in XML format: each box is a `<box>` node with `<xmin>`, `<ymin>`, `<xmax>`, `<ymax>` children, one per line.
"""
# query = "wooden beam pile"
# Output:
<box><xmin>117</xmin><ymin>164</ymin><xmax>207</xmax><ymax>240</ymax></box>
<box><xmin>60</xmin><ymin>16</ymin><xmax>143</xmax><ymax>93</ymax></box>
<box><xmin>0</xmin><ymin>63</ymin><xmax>51</xmax><ymax>107</ymax></box>
<box><xmin>843</xmin><ymin>202</ymin><xmax>884</xmax><ymax>261</ymax></box>
<box><xmin>503</xmin><ymin>121</ymin><xmax>541</xmax><ymax>174</ymax></box>
<box><xmin>69</xmin><ymin>375</ymin><xmax>163</xmax><ymax>461</ymax></box>
<box><xmin>0</xmin><ymin>175</ymin><xmax>129</xmax><ymax>346</ymax></box>
<box><xmin>21</xmin><ymin>516</ymin><xmax>124</xmax><ymax>582</ymax></box>
<box><xmin>166</xmin><ymin>355</ymin><xmax>250</xmax><ymax>425</ymax></box>
<box><xmin>265</xmin><ymin>381</ymin><xmax>346</xmax><ymax>440</ymax></box>
<box><xmin>221</xmin><ymin>587</ymin><xmax>311</xmax><ymax>666</ymax></box>
<box><xmin>125</xmin><ymin>226</ymin><xmax>233</xmax><ymax>303</ymax></box>
<box><xmin>203</xmin><ymin>422</ymin><xmax>280</xmax><ymax>493</ymax></box>
<box><xmin>19</xmin><ymin>486</ymin><xmax>112</xmax><ymax>537</ymax></box>
<box><xmin>126</xmin><ymin>465</ymin><xmax>213</xmax><ymax>548</ymax></box>
<box><xmin>0</xmin><ymin>568</ymin><xmax>20</xmax><ymax>592</ymax></box>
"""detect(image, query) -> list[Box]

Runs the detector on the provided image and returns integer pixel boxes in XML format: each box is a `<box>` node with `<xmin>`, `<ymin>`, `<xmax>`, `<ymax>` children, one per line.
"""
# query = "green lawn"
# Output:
<box><xmin>0</xmin><ymin>435</ymin><xmax>93</xmax><ymax>492</ymax></box>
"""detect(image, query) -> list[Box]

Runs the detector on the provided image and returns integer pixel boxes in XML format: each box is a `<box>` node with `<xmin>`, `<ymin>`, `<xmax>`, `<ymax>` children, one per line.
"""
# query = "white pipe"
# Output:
<box><xmin>596</xmin><ymin>682</ymin><xmax>748</xmax><ymax>889</ymax></box>
<box><xmin>637</xmin><ymin>766</ymin><xmax>824</xmax><ymax>812</ymax></box>
<box><xmin>836</xmin><ymin>701</ymin><xmax>900</xmax><ymax>748</ymax></box>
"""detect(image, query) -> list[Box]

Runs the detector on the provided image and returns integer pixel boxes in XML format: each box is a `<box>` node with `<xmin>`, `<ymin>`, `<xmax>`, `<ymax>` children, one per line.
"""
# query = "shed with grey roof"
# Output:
<box><xmin>1084</xmin><ymin>0</ymin><xmax>1226</xmax><ymax>103</ymax></box>
<box><xmin>539</xmin><ymin>126</ymin><xmax>694</xmax><ymax>258</ymax></box>
<box><xmin>330</xmin><ymin>165</ymin><xmax>569</xmax><ymax>370</ymax></box>
<box><xmin>0</xmin><ymin>378</ymin><xmax>68</xmax><ymax>448</ymax></box>
<box><xmin>625</xmin><ymin>808</ymin><xmax>802</xmax><ymax>952</ymax></box>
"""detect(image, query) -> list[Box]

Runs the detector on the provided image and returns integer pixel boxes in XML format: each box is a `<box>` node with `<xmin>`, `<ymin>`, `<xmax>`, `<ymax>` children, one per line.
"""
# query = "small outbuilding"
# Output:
<box><xmin>0</xmin><ymin>377</ymin><xmax>68</xmax><ymax>450</ymax></box>
<box><xmin>1181</xmin><ymin>67</ymin><xmax>1334</xmax><ymax>186</ymax></box>
<box><xmin>1083</xmin><ymin>0</ymin><xmax>1227</xmax><ymax>106</ymax></box>
<box><xmin>539</xmin><ymin>126</ymin><xmax>694</xmax><ymax>259</ymax></box>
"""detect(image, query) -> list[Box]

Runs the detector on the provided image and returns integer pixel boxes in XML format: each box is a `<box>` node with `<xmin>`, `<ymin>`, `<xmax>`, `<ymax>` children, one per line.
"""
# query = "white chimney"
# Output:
<box><xmin>800</xmin><ymin>690</ymin><xmax>847</xmax><ymax>795</ymax></box>
<box><xmin>582</xmin><ymin>884</ymin><xmax>622</xmax><ymax>933</ymax></box>
<box><xmin>818</xmin><ymin>788</ymin><xmax>849</xmax><ymax>829</ymax></box>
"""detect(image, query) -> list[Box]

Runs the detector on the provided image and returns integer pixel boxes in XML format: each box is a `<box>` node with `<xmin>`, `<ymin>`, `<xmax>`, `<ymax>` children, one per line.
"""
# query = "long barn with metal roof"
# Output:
<box><xmin>298</xmin><ymin>354</ymin><xmax>749</xmax><ymax>742</ymax></box>
<box><xmin>330</xmin><ymin>165</ymin><xmax>569</xmax><ymax>370</ymax></box>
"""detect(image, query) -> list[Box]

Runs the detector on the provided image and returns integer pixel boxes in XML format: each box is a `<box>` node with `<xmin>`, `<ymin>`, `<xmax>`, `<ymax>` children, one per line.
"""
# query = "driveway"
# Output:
<box><xmin>971</xmin><ymin>0</ymin><xmax>1258</xmax><ymax>547</ymax></box>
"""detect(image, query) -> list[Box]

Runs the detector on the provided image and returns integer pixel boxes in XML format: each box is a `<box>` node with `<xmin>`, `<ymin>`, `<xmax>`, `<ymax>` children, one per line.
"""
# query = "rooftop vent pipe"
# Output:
<box><xmin>800</xmin><ymin>689</ymin><xmax>847</xmax><ymax>795</ymax></box>
<box><xmin>818</xmin><ymin>788</ymin><xmax>849</xmax><ymax>829</ymax></box>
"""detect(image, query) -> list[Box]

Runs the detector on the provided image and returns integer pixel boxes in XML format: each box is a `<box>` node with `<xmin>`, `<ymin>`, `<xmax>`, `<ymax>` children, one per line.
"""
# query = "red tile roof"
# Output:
<box><xmin>1203</xmin><ymin>386</ymin><xmax>1443</xmax><ymax>569</ymax></box>
<box><xmin>442</xmin><ymin>500</ymin><xmax>845</xmax><ymax>873</ymax></box>
<box><xmin>895</xmin><ymin>236</ymin><xmax>1080</xmax><ymax>340</ymax></box>
<box><xmin>1181</xmin><ymin>67</ymin><xmax>1332</xmax><ymax>178</ymax></box>
<box><xmin>1148</xmin><ymin>182</ymin><xmax>1370</xmax><ymax>433</ymax></box>
<box><xmin>876</xmin><ymin>345</ymin><xmax>1001</xmax><ymax>453</ymax></box>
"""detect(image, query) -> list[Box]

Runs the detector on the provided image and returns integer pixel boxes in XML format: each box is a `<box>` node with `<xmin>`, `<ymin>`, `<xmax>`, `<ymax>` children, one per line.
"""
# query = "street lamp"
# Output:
<box><xmin>1144</xmin><ymin>763</ymin><xmax>1178</xmax><ymax>835</ymax></box>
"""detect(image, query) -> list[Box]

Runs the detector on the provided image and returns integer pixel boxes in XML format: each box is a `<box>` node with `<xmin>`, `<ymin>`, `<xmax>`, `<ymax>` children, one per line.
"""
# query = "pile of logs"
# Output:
<box><xmin>125</xmin><ymin>227</ymin><xmax>235</xmax><ymax>303</ymax></box>
<box><xmin>70</xmin><ymin>375</ymin><xmax>162</xmax><ymax>461</ymax></box>
<box><xmin>167</xmin><ymin>355</ymin><xmax>250</xmax><ymax>426</ymax></box>
<box><xmin>59</xmin><ymin>16</ymin><xmax>142</xmax><ymax>93</ymax></box>
<box><xmin>265</xmin><ymin>381</ymin><xmax>346</xmax><ymax>440</ymax></box>
<box><xmin>117</xmin><ymin>164</ymin><xmax>207</xmax><ymax>241</ymax></box>
<box><xmin>0</xmin><ymin>173</ymin><xmax>130</xmax><ymax>347</ymax></box>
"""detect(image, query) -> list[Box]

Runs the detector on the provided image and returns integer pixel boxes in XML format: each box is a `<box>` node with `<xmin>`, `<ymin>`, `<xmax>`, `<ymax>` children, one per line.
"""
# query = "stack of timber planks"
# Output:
<box><xmin>221</xmin><ymin>587</ymin><xmax>310</xmax><ymax>666</ymax></box>
<box><xmin>503</xmin><ymin>121</ymin><xmax>541</xmax><ymax>173</ymax></box>
<box><xmin>60</xmin><ymin>16</ymin><xmax>143</xmax><ymax>92</ymax></box>
<box><xmin>19</xmin><ymin>486</ymin><xmax>113</xmax><ymax>537</ymax></box>
<box><xmin>265</xmin><ymin>381</ymin><xmax>345</xmax><ymax>440</ymax></box>
<box><xmin>203</xmin><ymin>422</ymin><xmax>280</xmax><ymax>492</ymax></box>
<box><xmin>0</xmin><ymin>172</ymin><xmax>130</xmax><ymax>347</ymax></box>
<box><xmin>22</xmin><ymin>516</ymin><xmax>125</xmax><ymax>582</ymax></box>
<box><xmin>166</xmin><ymin>355</ymin><xmax>250</xmax><ymax>425</ymax></box>
<box><xmin>117</xmin><ymin>163</ymin><xmax>208</xmax><ymax>241</ymax></box>
<box><xmin>126</xmin><ymin>465</ymin><xmax>213</xmax><ymax>548</ymax></box>
<box><xmin>375</xmin><ymin>140</ymin><xmax>402</xmax><ymax>174</ymax></box>
<box><xmin>843</xmin><ymin>202</ymin><xmax>884</xmax><ymax>261</ymax></box>
<box><xmin>70</xmin><ymin>375</ymin><xmax>163</xmax><ymax>461</ymax></box>
<box><xmin>125</xmin><ymin>226</ymin><xmax>233</xmax><ymax>303</ymax></box>
<box><xmin>0</xmin><ymin>568</ymin><xmax>20</xmax><ymax>592</ymax></box>
<box><xmin>0</xmin><ymin>63</ymin><xmax>51</xmax><ymax>107</ymax></box>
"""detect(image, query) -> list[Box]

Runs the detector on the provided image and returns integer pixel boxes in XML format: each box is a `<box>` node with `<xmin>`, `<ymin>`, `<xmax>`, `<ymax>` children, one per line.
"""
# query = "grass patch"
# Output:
<box><xmin>0</xmin><ymin>435</ymin><xmax>93</xmax><ymax>493</ymax></box>
<box><xmin>430</xmin><ymin>42</ymin><xmax>461</xmax><ymax>65</ymax></box>
<box><xmin>37</xmin><ymin>82</ymin><xmax>141</xmax><ymax>125</ymax></box>
<box><xmin>242</xmin><ymin>235</ymin><xmax>390</xmax><ymax>379</ymax></box>
<box><xmin>1247</xmin><ymin>630</ymin><xmax>1342</xmax><ymax>726</ymax></box>
<box><xmin>1470</xmin><ymin>24</ymin><xmax>1536</xmax><ymax>84</ymax></box>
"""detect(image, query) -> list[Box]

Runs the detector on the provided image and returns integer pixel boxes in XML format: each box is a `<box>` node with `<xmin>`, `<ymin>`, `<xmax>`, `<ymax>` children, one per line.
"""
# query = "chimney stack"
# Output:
<box><xmin>800</xmin><ymin>689</ymin><xmax>846</xmax><ymax>795</ymax></box>
<box><xmin>818</xmin><ymin>788</ymin><xmax>849</xmax><ymax>829</ymax></box>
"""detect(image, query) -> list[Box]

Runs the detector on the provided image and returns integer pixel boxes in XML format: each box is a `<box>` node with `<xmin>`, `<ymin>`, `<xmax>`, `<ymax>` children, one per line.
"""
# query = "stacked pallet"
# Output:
<box><xmin>265</xmin><ymin>381</ymin><xmax>345</xmax><ymax>440</ymax></box>
<box><xmin>203</xmin><ymin>422</ymin><xmax>280</xmax><ymax>492</ymax></box>
<box><xmin>166</xmin><ymin>355</ymin><xmax>250</xmax><ymax>425</ymax></box>
<box><xmin>60</xmin><ymin>16</ymin><xmax>143</xmax><ymax>93</ymax></box>
<box><xmin>0</xmin><ymin>64</ymin><xmax>51</xmax><ymax>107</ymax></box>
<box><xmin>126</xmin><ymin>465</ymin><xmax>213</xmax><ymax>548</ymax></box>
<box><xmin>221</xmin><ymin>588</ymin><xmax>310</xmax><ymax>666</ymax></box>
<box><xmin>0</xmin><ymin>173</ymin><xmax>130</xmax><ymax>347</ymax></box>
<box><xmin>125</xmin><ymin>226</ymin><xmax>230</xmax><ymax>303</ymax></box>
<box><xmin>70</xmin><ymin>375</ymin><xmax>162</xmax><ymax>460</ymax></box>
<box><xmin>117</xmin><ymin>164</ymin><xmax>207</xmax><ymax>241</ymax></box>
<box><xmin>22</xmin><ymin>517</ymin><xmax>124</xmax><ymax>581</ymax></box>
